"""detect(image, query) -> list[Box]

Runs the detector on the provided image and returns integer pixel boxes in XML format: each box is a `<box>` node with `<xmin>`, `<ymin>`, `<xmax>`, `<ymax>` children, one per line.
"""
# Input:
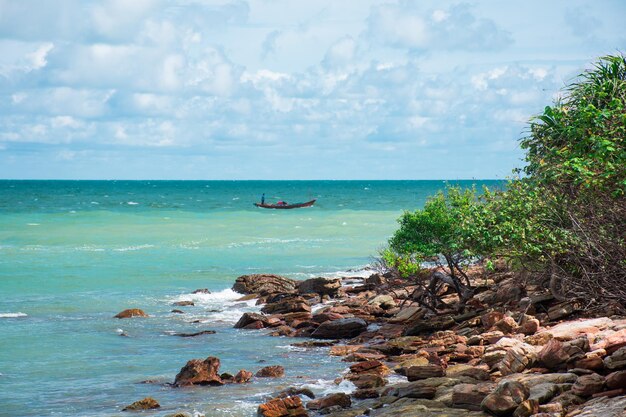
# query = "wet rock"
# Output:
<box><xmin>234</xmin><ymin>312</ymin><xmax>270</xmax><ymax>329</ymax></box>
<box><xmin>233</xmin><ymin>369</ymin><xmax>253</xmax><ymax>383</ymax></box>
<box><xmin>298</xmin><ymin>277</ymin><xmax>341</xmax><ymax>297</ymax></box>
<box><xmin>122</xmin><ymin>397</ymin><xmax>160</xmax><ymax>411</ymax></box>
<box><xmin>352</xmin><ymin>388</ymin><xmax>380</xmax><ymax>399</ymax></box>
<box><xmin>311</xmin><ymin>318</ymin><xmax>368</xmax><ymax>339</ymax></box>
<box><xmin>174</xmin><ymin>330</ymin><xmax>216</xmax><ymax>337</ymax></box>
<box><xmin>233</xmin><ymin>274</ymin><xmax>297</xmax><ymax>296</ymax></box>
<box><xmin>171</xmin><ymin>309</ymin><xmax>184</xmax><ymax>314</ymax></box>
<box><xmin>571</xmin><ymin>373</ymin><xmax>605</xmax><ymax>397</ymax></box>
<box><xmin>348</xmin><ymin>373</ymin><xmax>387</xmax><ymax>389</ymax></box>
<box><xmin>268</xmin><ymin>325</ymin><xmax>295</xmax><ymax>337</ymax></box>
<box><xmin>451</xmin><ymin>382</ymin><xmax>495</xmax><ymax>411</ymax></box>
<box><xmin>192</xmin><ymin>288</ymin><xmax>210</xmax><ymax>294</ymax></box>
<box><xmin>312</xmin><ymin>312</ymin><xmax>344</xmax><ymax>323</ymax></box>
<box><xmin>481</xmin><ymin>381</ymin><xmax>529</xmax><ymax>416</ymax></box>
<box><xmin>256</xmin><ymin>365</ymin><xmax>285</xmax><ymax>378</ymax></box>
<box><xmin>604</xmin><ymin>346</ymin><xmax>626</xmax><ymax>370</ymax></box>
<box><xmin>173</xmin><ymin>356</ymin><xmax>224</xmax><ymax>386</ymax></box>
<box><xmin>114</xmin><ymin>309</ymin><xmax>148</xmax><ymax>319</ymax></box>
<box><xmin>276</xmin><ymin>387</ymin><xmax>315</xmax><ymax>399</ymax></box>
<box><xmin>173</xmin><ymin>301</ymin><xmax>194</xmax><ymax>306</ymax></box>
<box><xmin>349</xmin><ymin>360</ymin><xmax>388</xmax><ymax>375</ymax></box>
<box><xmin>306</xmin><ymin>393</ymin><xmax>351</xmax><ymax>411</ymax></box>
<box><xmin>257</xmin><ymin>396</ymin><xmax>308</xmax><ymax>417</ymax></box>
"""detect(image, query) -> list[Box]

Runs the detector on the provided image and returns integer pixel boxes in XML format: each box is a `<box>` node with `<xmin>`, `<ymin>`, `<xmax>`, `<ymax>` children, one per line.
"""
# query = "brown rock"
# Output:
<box><xmin>122</xmin><ymin>397</ymin><xmax>160</xmax><ymax>411</ymax></box>
<box><xmin>493</xmin><ymin>316</ymin><xmax>520</xmax><ymax>334</ymax></box>
<box><xmin>481</xmin><ymin>381</ymin><xmax>529</xmax><ymax>416</ymax></box>
<box><xmin>174</xmin><ymin>330</ymin><xmax>216</xmax><ymax>337</ymax></box>
<box><xmin>481</xmin><ymin>311</ymin><xmax>505</xmax><ymax>330</ymax></box>
<box><xmin>571</xmin><ymin>373</ymin><xmax>605</xmax><ymax>397</ymax></box>
<box><xmin>257</xmin><ymin>396</ymin><xmax>308</xmax><ymax>417</ymax></box>
<box><xmin>233</xmin><ymin>369</ymin><xmax>253</xmax><ymax>383</ymax></box>
<box><xmin>114</xmin><ymin>308</ymin><xmax>148</xmax><ymax>319</ymax></box>
<box><xmin>306</xmin><ymin>393</ymin><xmax>351</xmax><ymax>410</ymax></box>
<box><xmin>451</xmin><ymin>382</ymin><xmax>496</xmax><ymax>411</ymax></box>
<box><xmin>235</xmin><ymin>312</ymin><xmax>270</xmax><ymax>329</ymax></box>
<box><xmin>520</xmin><ymin>318</ymin><xmax>540</xmax><ymax>335</ymax></box>
<box><xmin>604</xmin><ymin>346</ymin><xmax>626</xmax><ymax>370</ymax></box>
<box><xmin>171</xmin><ymin>309</ymin><xmax>184</xmax><ymax>314</ymax></box>
<box><xmin>312</xmin><ymin>312</ymin><xmax>344</xmax><ymax>323</ymax></box>
<box><xmin>192</xmin><ymin>288</ymin><xmax>210</xmax><ymax>294</ymax></box>
<box><xmin>329</xmin><ymin>345</ymin><xmax>362</xmax><ymax>356</ymax></box>
<box><xmin>606</xmin><ymin>370</ymin><xmax>626</xmax><ymax>389</ymax></box>
<box><xmin>297</xmin><ymin>277</ymin><xmax>341</xmax><ymax>297</ymax></box>
<box><xmin>566</xmin><ymin>396</ymin><xmax>626</xmax><ymax>417</ymax></box>
<box><xmin>349</xmin><ymin>360</ymin><xmax>386</xmax><ymax>375</ymax></box>
<box><xmin>256</xmin><ymin>365</ymin><xmax>285</xmax><ymax>378</ymax></box>
<box><xmin>348</xmin><ymin>373</ymin><xmax>387</xmax><ymax>389</ymax></box>
<box><xmin>173</xmin><ymin>356</ymin><xmax>224</xmax><ymax>386</ymax></box>
<box><xmin>538</xmin><ymin>339</ymin><xmax>570</xmax><ymax>370</ymax></box>
<box><xmin>262</xmin><ymin>297</ymin><xmax>311</xmax><ymax>315</ymax></box>
<box><xmin>310</xmin><ymin>318</ymin><xmax>368</xmax><ymax>339</ymax></box>
<box><xmin>547</xmin><ymin>302</ymin><xmax>577</xmax><ymax>321</ymax></box>
<box><xmin>352</xmin><ymin>388</ymin><xmax>379</xmax><ymax>399</ymax></box>
<box><xmin>512</xmin><ymin>399</ymin><xmax>539</xmax><ymax>417</ymax></box>
<box><xmin>173</xmin><ymin>300</ymin><xmax>194</xmax><ymax>306</ymax></box>
<box><xmin>404</xmin><ymin>364</ymin><xmax>446</xmax><ymax>381</ymax></box>
<box><xmin>233</xmin><ymin>274</ymin><xmax>297</xmax><ymax>296</ymax></box>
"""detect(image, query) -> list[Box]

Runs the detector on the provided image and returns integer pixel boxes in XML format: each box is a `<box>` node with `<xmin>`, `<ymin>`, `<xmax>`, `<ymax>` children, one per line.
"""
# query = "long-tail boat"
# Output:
<box><xmin>254</xmin><ymin>199</ymin><xmax>316</xmax><ymax>209</ymax></box>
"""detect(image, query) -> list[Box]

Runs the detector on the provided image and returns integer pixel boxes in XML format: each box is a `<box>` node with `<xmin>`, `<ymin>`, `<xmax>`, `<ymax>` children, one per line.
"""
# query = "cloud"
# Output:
<box><xmin>366</xmin><ymin>2</ymin><xmax>512</xmax><ymax>52</ymax></box>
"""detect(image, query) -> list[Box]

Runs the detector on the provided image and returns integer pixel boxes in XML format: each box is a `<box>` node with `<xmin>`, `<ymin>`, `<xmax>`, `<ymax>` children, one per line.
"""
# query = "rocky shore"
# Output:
<box><xmin>227</xmin><ymin>267</ymin><xmax>626</xmax><ymax>417</ymax></box>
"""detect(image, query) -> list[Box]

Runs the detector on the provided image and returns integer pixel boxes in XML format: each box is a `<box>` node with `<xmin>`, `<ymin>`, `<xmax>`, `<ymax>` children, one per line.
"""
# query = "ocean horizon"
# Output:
<box><xmin>0</xmin><ymin>180</ymin><xmax>502</xmax><ymax>416</ymax></box>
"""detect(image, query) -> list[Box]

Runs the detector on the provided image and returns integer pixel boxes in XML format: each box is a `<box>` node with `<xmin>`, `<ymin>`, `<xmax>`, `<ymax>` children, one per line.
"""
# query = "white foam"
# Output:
<box><xmin>113</xmin><ymin>244</ymin><xmax>154</xmax><ymax>252</ymax></box>
<box><xmin>0</xmin><ymin>312</ymin><xmax>27</xmax><ymax>318</ymax></box>
<box><xmin>27</xmin><ymin>223</ymin><xmax>40</xmax><ymax>226</ymax></box>
<box><xmin>127</xmin><ymin>201</ymin><xmax>139</xmax><ymax>205</ymax></box>
<box><xmin>302</xmin><ymin>379</ymin><xmax>356</xmax><ymax>395</ymax></box>
<box><xmin>168</xmin><ymin>288</ymin><xmax>259</xmax><ymax>324</ymax></box>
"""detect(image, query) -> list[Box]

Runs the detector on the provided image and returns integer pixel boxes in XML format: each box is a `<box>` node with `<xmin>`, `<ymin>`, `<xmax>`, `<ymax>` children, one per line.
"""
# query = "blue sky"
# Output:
<box><xmin>0</xmin><ymin>0</ymin><xmax>624</xmax><ymax>179</ymax></box>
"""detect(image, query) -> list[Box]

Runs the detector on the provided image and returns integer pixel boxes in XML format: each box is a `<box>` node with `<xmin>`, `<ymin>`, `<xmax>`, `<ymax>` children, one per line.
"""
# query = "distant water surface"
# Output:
<box><xmin>0</xmin><ymin>180</ymin><xmax>502</xmax><ymax>416</ymax></box>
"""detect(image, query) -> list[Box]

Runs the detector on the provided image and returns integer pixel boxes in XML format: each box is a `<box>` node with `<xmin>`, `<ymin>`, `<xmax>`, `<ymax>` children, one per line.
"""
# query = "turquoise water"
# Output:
<box><xmin>0</xmin><ymin>180</ymin><xmax>501</xmax><ymax>416</ymax></box>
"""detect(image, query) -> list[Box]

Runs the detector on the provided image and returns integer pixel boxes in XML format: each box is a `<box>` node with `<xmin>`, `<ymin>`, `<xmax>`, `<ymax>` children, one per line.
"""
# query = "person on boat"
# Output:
<box><xmin>277</xmin><ymin>200</ymin><xmax>288</xmax><ymax>206</ymax></box>
<box><xmin>261</xmin><ymin>193</ymin><xmax>265</xmax><ymax>204</ymax></box>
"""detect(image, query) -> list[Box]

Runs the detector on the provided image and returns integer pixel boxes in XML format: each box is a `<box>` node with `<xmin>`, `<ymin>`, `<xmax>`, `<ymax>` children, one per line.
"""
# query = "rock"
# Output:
<box><xmin>493</xmin><ymin>316</ymin><xmax>520</xmax><ymax>334</ymax></box>
<box><xmin>171</xmin><ymin>309</ymin><xmax>184</xmax><ymax>314</ymax></box>
<box><xmin>369</xmin><ymin>295</ymin><xmax>396</xmax><ymax>310</ymax></box>
<box><xmin>606</xmin><ymin>370</ymin><xmax>626</xmax><ymax>389</ymax></box>
<box><xmin>192</xmin><ymin>288</ymin><xmax>210</xmax><ymax>294</ymax></box>
<box><xmin>404</xmin><ymin>316</ymin><xmax>456</xmax><ymax>336</ymax></box>
<box><xmin>233</xmin><ymin>369</ymin><xmax>253</xmax><ymax>383</ymax></box>
<box><xmin>481</xmin><ymin>381</ymin><xmax>529</xmax><ymax>416</ymax></box>
<box><xmin>174</xmin><ymin>330</ymin><xmax>216</xmax><ymax>337</ymax></box>
<box><xmin>276</xmin><ymin>387</ymin><xmax>316</xmax><ymax>399</ymax></box>
<box><xmin>313</xmin><ymin>312</ymin><xmax>344</xmax><ymax>323</ymax></box>
<box><xmin>233</xmin><ymin>274</ymin><xmax>297</xmax><ymax>296</ymax></box>
<box><xmin>268</xmin><ymin>325</ymin><xmax>295</xmax><ymax>337</ymax></box>
<box><xmin>329</xmin><ymin>345</ymin><xmax>362</xmax><ymax>356</ymax></box>
<box><xmin>528</xmin><ymin>383</ymin><xmax>559</xmax><ymax>404</ymax></box>
<box><xmin>550</xmin><ymin>391</ymin><xmax>585</xmax><ymax>408</ymax></box>
<box><xmin>262</xmin><ymin>297</ymin><xmax>311</xmax><ymax>315</ymax></box>
<box><xmin>349</xmin><ymin>360</ymin><xmax>387</xmax><ymax>375</ymax></box>
<box><xmin>604</xmin><ymin>346</ymin><xmax>626</xmax><ymax>370</ymax></box>
<box><xmin>352</xmin><ymin>388</ymin><xmax>380</xmax><ymax>399</ymax></box>
<box><xmin>566</xmin><ymin>395</ymin><xmax>626</xmax><ymax>417</ymax></box>
<box><xmin>512</xmin><ymin>399</ymin><xmax>539</xmax><ymax>417</ymax></box>
<box><xmin>311</xmin><ymin>318</ymin><xmax>368</xmax><ymax>339</ymax></box>
<box><xmin>348</xmin><ymin>373</ymin><xmax>387</xmax><ymax>389</ymax></box>
<box><xmin>571</xmin><ymin>373</ymin><xmax>605</xmax><ymax>397</ymax></box>
<box><xmin>404</xmin><ymin>364</ymin><xmax>446</xmax><ymax>381</ymax></box>
<box><xmin>234</xmin><ymin>312</ymin><xmax>270</xmax><ymax>329</ymax></box>
<box><xmin>114</xmin><ymin>308</ymin><xmax>148</xmax><ymax>319</ymax></box>
<box><xmin>574</xmin><ymin>349</ymin><xmax>606</xmax><ymax>371</ymax></box>
<box><xmin>547</xmin><ymin>302</ymin><xmax>577</xmax><ymax>321</ymax></box>
<box><xmin>122</xmin><ymin>397</ymin><xmax>160</xmax><ymax>411</ymax></box>
<box><xmin>519</xmin><ymin>318</ymin><xmax>540</xmax><ymax>335</ymax></box>
<box><xmin>173</xmin><ymin>301</ymin><xmax>194</xmax><ymax>306</ymax></box>
<box><xmin>256</xmin><ymin>366</ymin><xmax>285</xmax><ymax>378</ymax></box>
<box><xmin>306</xmin><ymin>393</ymin><xmax>351</xmax><ymax>410</ymax></box>
<box><xmin>445</xmin><ymin>364</ymin><xmax>490</xmax><ymax>381</ymax></box>
<box><xmin>173</xmin><ymin>356</ymin><xmax>224</xmax><ymax>386</ymax></box>
<box><xmin>257</xmin><ymin>396</ymin><xmax>308</xmax><ymax>417</ymax></box>
<box><xmin>537</xmin><ymin>339</ymin><xmax>570</xmax><ymax>370</ymax></box>
<box><xmin>298</xmin><ymin>277</ymin><xmax>341</xmax><ymax>297</ymax></box>
<box><xmin>481</xmin><ymin>311</ymin><xmax>505</xmax><ymax>330</ymax></box>
<box><xmin>451</xmin><ymin>382</ymin><xmax>496</xmax><ymax>411</ymax></box>
<box><xmin>497</xmin><ymin>341</ymin><xmax>537</xmax><ymax>376</ymax></box>
<box><xmin>388</xmin><ymin>306</ymin><xmax>425</xmax><ymax>324</ymax></box>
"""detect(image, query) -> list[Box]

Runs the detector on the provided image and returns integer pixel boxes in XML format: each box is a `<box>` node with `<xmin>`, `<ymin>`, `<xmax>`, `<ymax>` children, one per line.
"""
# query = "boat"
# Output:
<box><xmin>254</xmin><ymin>199</ymin><xmax>316</xmax><ymax>209</ymax></box>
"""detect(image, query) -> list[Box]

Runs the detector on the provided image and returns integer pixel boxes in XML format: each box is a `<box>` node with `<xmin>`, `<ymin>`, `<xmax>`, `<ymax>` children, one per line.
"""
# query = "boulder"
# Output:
<box><xmin>312</xmin><ymin>312</ymin><xmax>344</xmax><ymax>323</ymax></box>
<box><xmin>451</xmin><ymin>382</ymin><xmax>496</xmax><ymax>411</ymax></box>
<box><xmin>122</xmin><ymin>397</ymin><xmax>160</xmax><ymax>411</ymax></box>
<box><xmin>347</xmin><ymin>373</ymin><xmax>387</xmax><ymax>389</ymax></box>
<box><xmin>493</xmin><ymin>316</ymin><xmax>520</xmax><ymax>334</ymax></box>
<box><xmin>566</xmin><ymin>395</ymin><xmax>626</xmax><ymax>417</ymax></box>
<box><xmin>297</xmin><ymin>277</ymin><xmax>341</xmax><ymax>297</ymax></box>
<box><xmin>173</xmin><ymin>356</ymin><xmax>224</xmax><ymax>387</ymax></box>
<box><xmin>404</xmin><ymin>364</ymin><xmax>446</xmax><ymax>381</ymax></box>
<box><xmin>512</xmin><ymin>399</ymin><xmax>539</xmax><ymax>417</ymax></box>
<box><xmin>114</xmin><ymin>308</ymin><xmax>148</xmax><ymax>319</ymax></box>
<box><xmin>604</xmin><ymin>346</ymin><xmax>626</xmax><ymax>370</ymax></box>
<box><xmin>368</xmin><ymin>295</ymin><xmax>396</xmax><ymax>310</ymax></box>
<box><xmin>174</xmin><ymin>330</ymin><xmax>216</xmax><ymax>337</ymax></box>
<box><xmin>571</xmin><ymin>373</ymin><xmax>605</xmax><ymax>397</ymax></box>
<box><xmin>310</xmin><ymin>318</ymin><xmax>367</xmax><ymax>339</ymax></box>
<box><xmin>192</xmin><ymin>288</ymin><xmax>210</xmax><ymax>294</ymax></box>
<box><xmin>234</xmin><ymin>312</ymin><xmax>270</xmax><ymax>329</ymax></box>
<box><xmin>256</xmin><ymin>365</ymin><xmax>285</xmax><ymax>378</ymax></box>
<box><xmin>233</xmin><ymin>274</ymin><xmax>297</xmax><ymax>296</ymax></box>
<box><xmin>275</xmin><ymin>387</ymin><xmax>315</xmax><ymax>399</ymax></box>
<box><xmin>306</xmin><ymin>393</ymin><xmax>351</xmax><ymax>411</ymax></box>
<box><xmin>481</xmin><ymin>381</ymin><xmax>529</xmax><ymax>416</ymax></box>
<box><xmin>173</xmin><ymin>301</ymin><xmax>194</xmax><ymax>306</ymax></box>
<box><xmin>352</xmin><ymin>388</ymin><xmax>380</xmax><ymax>399</ymax></box>
<box><xmin>481</xmin><ymin>311</ymin><xmax>505</xmax><ymax>330</ymax></box>
<box><xmin>257</xmin><ymin>396</ymin><xmax>308</xmax><ymax>417</ymax></box>
<box><xmin>349</xmin><ymin>360</ymin><xmax>387</xmax><ymax>375</ymax></box>
<box><xmin>497</xmin><ymin>341</ymin><xmax>537</xmax><ymax>376</ymax></box>
<box><xmin>233</xmin><ymin>369</ymin><xmax>253</xmax><ymax>383</ymax></box>
<box><xmin>606</xmin><ymin>370</ymin><xmax>626</xmax><ymax>389</ymax></box>
<box><xmin>261</xmin><ymin>297</ymin><xmax>311</xmax><ymax>315</ymax></box>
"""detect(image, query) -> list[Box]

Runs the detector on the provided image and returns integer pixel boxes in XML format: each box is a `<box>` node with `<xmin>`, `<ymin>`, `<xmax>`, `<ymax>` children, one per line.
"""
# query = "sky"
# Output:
<box><xmin>0</xmin><ymin>0</ymin><xmax>624</xmax><ymax>180</ymax></box>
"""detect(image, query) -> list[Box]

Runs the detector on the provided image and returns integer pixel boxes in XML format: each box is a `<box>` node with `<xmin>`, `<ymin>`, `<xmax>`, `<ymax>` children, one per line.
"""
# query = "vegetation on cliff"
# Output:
<box><xmin>384</xmin><ymin>54</ymin><xmax>626</xmax><ymax>311</ymax></box>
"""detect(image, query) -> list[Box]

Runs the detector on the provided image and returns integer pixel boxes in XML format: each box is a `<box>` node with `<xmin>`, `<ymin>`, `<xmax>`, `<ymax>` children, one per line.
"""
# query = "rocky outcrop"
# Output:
<box><xmin>310</xmin><ymin>318</ymin><xmax>368</xmax><ymax>339</ymax></box>
<box><xmin>174</xmin><ymin>356</ymin><xmax>224</xmax><ymax>386</ymax></box>
<box><xmin>122</xmin><ymin>397</ymin><xmax>160</xmax><ymax>411</ymax></box>
<box><xmin>306</xmin><ymin>393</ymin><xmax>351</xmax><ymax>411</ymax></box>
<box><xmin>261</xmin><ymin>296</ymin><xmax>311</xmax><ymax>315</ymax></box>
<box><xmin>114</xmin><ymin>308</ymin><xmax>148</xmax><ymax>318</ymax></box>
<box><xmin>234</xmin><ymin>312</ymin><xmax>271</xmax><ymax>329</ymax></box>
<box><xmin>232</xmin><ymin>274</ymin><xmax>297</xmax><ymax>296</ymax></box>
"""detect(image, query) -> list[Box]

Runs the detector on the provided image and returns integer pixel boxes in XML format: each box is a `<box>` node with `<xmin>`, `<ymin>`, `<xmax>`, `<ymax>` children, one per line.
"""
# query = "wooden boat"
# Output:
<box><xmin>254</xmin><ymin>199</ymin><xmax>316</xmax><ymax>209</ymax></box>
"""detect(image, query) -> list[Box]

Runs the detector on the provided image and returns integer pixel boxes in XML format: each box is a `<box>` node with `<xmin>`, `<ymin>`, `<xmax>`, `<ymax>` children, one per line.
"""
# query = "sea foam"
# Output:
<box><xmin>0</xmin><ymin>312</ymin><xmax>28</xmax><ymax>318</ymax></box>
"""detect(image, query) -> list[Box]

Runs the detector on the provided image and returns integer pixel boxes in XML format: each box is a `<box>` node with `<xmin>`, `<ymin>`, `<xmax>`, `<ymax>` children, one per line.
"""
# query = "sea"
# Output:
<box><xmin>0</xmin><ymin>180</ymin><xmax>502</xmax><ymax>416</ymax></box>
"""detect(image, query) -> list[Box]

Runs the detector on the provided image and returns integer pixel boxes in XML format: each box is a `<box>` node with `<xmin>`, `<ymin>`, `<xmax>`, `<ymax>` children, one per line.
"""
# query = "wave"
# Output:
<box><xmin>0</xmin><ymin>312</ymin><xmax>27</xmax><ymax>318</ymax></box>
<box><xmin>113</xmin><ymin>244</ymin><xmax>155</xmax><ymax>252</ymax></box>
<box><xmin>127</xmin><ymin>201</ymin><xmax>139</xmax><ymax>205</ymax></box>
<box><xmin>167</xmin><ymin>288</ymin><xmax>259</xmax><ymax>324</ymax></box>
